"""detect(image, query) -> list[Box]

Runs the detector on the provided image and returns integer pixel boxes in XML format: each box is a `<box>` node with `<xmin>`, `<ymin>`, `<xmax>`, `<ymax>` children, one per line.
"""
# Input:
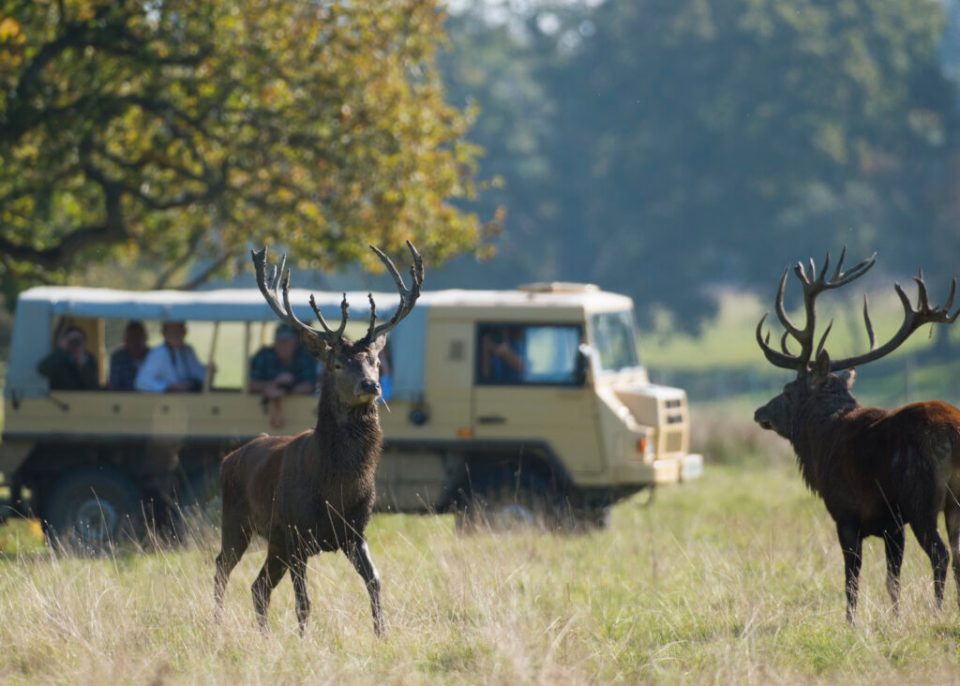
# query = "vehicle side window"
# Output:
<box><xmin>476</xmin><ymin>323</ymin><xmax>581</xmax><ymax>386</ymax></box>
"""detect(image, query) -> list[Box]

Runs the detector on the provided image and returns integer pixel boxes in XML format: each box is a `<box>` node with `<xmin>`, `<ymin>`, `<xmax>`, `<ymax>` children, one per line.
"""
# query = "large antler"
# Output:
<box><xmin>251</xmin><ymin>246</ymin><xmax>349</xmax><ymax>346</ymax></box>
<box><xmin>362</xmin><ymin>240</ymin><xmax>424</xmax><ymax>342</ymax></box>
<box><xmin>756</xmin><ymin>248</ymin><xmax>876</xmax><ymax>373</ymax></box>
<box><xmin>827</xmin><ymin>270</ymin><xmax>959</xmax><ymax>371</ymax></box>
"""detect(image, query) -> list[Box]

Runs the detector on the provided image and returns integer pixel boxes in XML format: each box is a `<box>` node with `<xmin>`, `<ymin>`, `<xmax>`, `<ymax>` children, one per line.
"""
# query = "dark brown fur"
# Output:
<box><xmin>214</xmin><ymin>335</ymin><xmax>389</xmax><ymax>635</ymax></box>
<box><xmin>756</xmin><ymin>360</ymin><xmax>960</xmax><ymax>622</ymax></box>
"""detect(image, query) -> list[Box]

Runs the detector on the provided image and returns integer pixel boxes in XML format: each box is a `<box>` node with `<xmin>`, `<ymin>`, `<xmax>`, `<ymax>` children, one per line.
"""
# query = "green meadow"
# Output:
<box><xmin>1</xmin><ymin>290</ymin><xmax>959</xmax><ymax>684</ymax></box>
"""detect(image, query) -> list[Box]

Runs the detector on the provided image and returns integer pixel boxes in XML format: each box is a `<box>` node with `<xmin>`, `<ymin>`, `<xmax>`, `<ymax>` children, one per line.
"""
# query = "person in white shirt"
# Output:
<box><xmin>135</xmin><ymin>321</ymin><xmax>209</xmax><ymax>393</ymax></box>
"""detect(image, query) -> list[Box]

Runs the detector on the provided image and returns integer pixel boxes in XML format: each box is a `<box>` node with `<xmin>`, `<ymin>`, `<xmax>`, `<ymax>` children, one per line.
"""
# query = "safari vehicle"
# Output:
<box><xmin>0</xmin><ymin>282</ymin><xmax>702</xmax><ymax>544</ymax></box>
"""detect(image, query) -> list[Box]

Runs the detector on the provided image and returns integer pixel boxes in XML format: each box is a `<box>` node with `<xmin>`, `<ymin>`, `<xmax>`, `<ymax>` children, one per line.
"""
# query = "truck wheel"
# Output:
<box><xmin>42</xmin><ymin>467</ymin><xmax>144</xmax><ymax>554</ymax></box>
<box><xmin>455</xmin><ymin>472</ymin><xmax>567</xmax><ymax>533</ymax></box>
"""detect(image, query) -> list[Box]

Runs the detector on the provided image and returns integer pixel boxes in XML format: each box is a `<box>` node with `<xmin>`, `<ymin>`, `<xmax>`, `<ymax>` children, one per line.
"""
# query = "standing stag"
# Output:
<box><xmin>214</xmin><ymin>241</ymin><xmax>423</xmax><ymax>636</ymax></box>
<box><xmin>754</xmin><ymin>250</ymin><xmax>960</xmax><ymax>622</ymax></box>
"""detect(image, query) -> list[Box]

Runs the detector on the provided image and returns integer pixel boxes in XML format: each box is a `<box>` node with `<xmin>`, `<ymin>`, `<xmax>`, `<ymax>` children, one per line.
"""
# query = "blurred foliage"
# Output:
<box><xmin>0</xmin><ymin>0</ymin><xmax>488</xmax><ymax>300</ymax></box>
<box><xmin>442</xmin><ymin>0</ymin><xmax>960</xmax><ymax>333</ymax></box>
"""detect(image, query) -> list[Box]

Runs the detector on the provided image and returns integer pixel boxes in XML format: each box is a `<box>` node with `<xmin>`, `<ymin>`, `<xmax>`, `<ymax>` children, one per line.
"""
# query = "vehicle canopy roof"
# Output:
<box><xmin>6</xmin><ymin>285</ymin><xmax>634</xmax><ymax>399</ymax></box>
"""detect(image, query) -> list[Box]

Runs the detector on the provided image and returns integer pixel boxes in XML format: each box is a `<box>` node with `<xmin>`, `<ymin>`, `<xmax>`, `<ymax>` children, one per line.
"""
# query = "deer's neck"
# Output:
<box><xmin>313</xmin><ymin>383</ymin><xmax>382</xmax><ymax>472</ymax></box>
<box><xmin>790</xmin><ymin>396</ymin><xmax>860</xmax><ymax>493</ymax></box>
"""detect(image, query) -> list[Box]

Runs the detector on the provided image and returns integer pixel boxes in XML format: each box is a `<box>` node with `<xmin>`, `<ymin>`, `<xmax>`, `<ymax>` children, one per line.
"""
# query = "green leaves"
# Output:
<box><xmin>0</xmin><ymin>0</ymin><xmax>485</xmax><ymax>297</ymax></box>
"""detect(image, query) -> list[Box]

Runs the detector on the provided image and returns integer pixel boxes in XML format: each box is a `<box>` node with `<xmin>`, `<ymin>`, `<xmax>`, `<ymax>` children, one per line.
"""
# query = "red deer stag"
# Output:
<box><xmin>754</xmin><ymin>249</ymin><xmax>960</xmax><ymax>623</ymax></box>
<box><xmin>214</xmin><ymin>241</ymin><xmax>423</xmax><ymax>636</ymax></box>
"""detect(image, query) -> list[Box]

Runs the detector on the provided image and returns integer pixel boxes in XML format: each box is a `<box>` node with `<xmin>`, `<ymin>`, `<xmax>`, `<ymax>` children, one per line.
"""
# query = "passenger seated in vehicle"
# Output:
<box><xmin>378</xmin><ymin>344</ymin><xmax>393</xmax><ymax>402</ymax></box>
<box><xmin>135</xmin><ymin>321</ymin><xmax>209</xmax><ymax>392</ymax></box>
<box><xmin>480</xmin><ymin>326</ymin><xmax>525</xmax><ymax>383</ymax></box>
<box><xmin>108</xmin><ymin>320</ymin><xmax>150</xmax><ymax>391</ymax></box>
<box><xmin>249</xmin><ymin>323</ymin><xmax>317</xmax><ymax>399</ymax></box>
<box><xmin>37</xmin><ymin>326</ymin><xmax>100</xmax><ymax>391</ymax></box>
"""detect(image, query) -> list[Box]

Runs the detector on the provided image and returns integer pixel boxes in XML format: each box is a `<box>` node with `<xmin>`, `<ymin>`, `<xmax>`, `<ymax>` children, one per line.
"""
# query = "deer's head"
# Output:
<box><xmin>754</xmin><ymin>249</ymin><xmax>958</xmax><ymax>440</ymax></box>
<box><xmin>252</xmin><ymin>241</ymin><xmax>424</xmax><ymax>408</ymax></box>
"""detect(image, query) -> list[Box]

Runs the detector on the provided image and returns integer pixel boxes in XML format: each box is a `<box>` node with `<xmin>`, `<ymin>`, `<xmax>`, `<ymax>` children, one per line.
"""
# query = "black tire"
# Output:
<box><xmin>42</xmin><ymin>467</ymin><xmax>144</xmax><ymax>554</ymax></box>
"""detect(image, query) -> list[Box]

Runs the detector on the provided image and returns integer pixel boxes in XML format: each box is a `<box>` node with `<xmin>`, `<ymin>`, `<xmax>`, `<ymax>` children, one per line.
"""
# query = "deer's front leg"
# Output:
<box><xmin>344</xmin><ymin>539</ymin><xmax>384</xmax><ymax>637</ymax></box>
<box><xmin>837</xmin><ymin>522</ymin><xmax>863</xmax><ymax>624</ymax></box>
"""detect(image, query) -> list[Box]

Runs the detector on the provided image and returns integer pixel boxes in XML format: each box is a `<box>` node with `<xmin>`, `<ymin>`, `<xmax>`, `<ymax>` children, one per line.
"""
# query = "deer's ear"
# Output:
<box><xmin>300</xmin><ymin>333</ymin><xmax>333</xmax><ymax>358</ymax></box>
<box><xmin>810</xmin><ymin>349</ymin><xmax>831</xmax><ymax>386</ymax></box>
<box><xmin>369</xmin><ymin>335</ymin><xmax>387</xmax><ymax>354</ymax></box>
<box><xmin>837</xmin><ymin>368</ymin><xmax>857</xmax><ymax>389</ymax></box>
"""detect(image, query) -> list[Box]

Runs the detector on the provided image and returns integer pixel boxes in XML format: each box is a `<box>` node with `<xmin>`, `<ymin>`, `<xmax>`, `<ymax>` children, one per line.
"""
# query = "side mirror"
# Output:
<box><xmin>575</xmin><ymin>344</ymin><xmax>593</xmax><ymax>386</ymax></box>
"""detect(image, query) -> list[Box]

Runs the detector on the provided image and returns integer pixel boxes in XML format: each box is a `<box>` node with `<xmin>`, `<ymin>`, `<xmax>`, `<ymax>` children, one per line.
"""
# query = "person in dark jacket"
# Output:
<box><xmin>37</xmin><ymin>326</ymin><xmax>100</xmax><ymax>391</ymax></box>
<box><xmin>108</xmin><ymin>320</ymin><xmax>150</xmax><ymax>391</ymax></box>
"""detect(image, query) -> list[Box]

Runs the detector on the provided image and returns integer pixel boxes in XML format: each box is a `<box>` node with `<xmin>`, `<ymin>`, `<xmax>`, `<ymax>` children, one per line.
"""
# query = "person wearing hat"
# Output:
<box><xmin>37</xmin><ymin>325</ymin><xmax>100</xmax><ymax>391</ymax></box>
<box><xmin>135</xmin><ymin>321</ymin><xmax>209</xmax><ymax>393</ymax></box>
<box><xmin>249</xmin><ymin>323</ymin><xmax>317</xmax><ymax>399</ymax></box>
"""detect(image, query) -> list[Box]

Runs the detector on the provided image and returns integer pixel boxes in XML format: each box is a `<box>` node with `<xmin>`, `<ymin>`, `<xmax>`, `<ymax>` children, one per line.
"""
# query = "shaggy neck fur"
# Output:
<box><xmin>313</xmin><ymin>367</ymin><xmax>382</xmax><ymax>474</ymax></box>
<box><xmin>789</xmin><ymin>388</ymin><xmax>860</xmax><ymax>493</ymax></box>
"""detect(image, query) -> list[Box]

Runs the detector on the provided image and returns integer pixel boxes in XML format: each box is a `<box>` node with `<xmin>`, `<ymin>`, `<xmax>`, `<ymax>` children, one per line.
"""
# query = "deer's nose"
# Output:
<box><xmin>358</xmin><ymin>379</ymin><xmax>381</xmax><ymax>396</ymax></box>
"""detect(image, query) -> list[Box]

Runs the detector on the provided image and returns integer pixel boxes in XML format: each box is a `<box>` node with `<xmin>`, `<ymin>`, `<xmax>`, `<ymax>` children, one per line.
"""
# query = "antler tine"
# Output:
<box><xmin>945</xmin><ymin>278</ymin><xmax>957</xmax><ymax>314</ymax></box>
<box><xmin>863</xmin><ymin>295</ymin><xmax>876</xmax><ymax>350</ymax></box>
<box><xmin>756</xmin><ymin>313</ymin><xmax>807</xmax><ymax>370</ymax></box>
<box><xmin>815</xmin><ymin>319</ymin><xmax>834</xmax><ymax>358</ymax></box>
<box><xmin>335</xmin><ymin>293</ymin><xmax>349</xmax><ymax>337</ymax></box>
<box><xmin>252</xmin><ymin>246</ymin><xmax>340</xmax><ymax>345</ymax></box>
<box><xmin>780</xmin><ymin>330</ymin><xmax>792</xmax><ymax>355</ymax></box>
<box><xmin>824</xmin><ymin>252</ymin><xmax>876</xmax><ymax>289</ymax></box>
<box><xmin>758</xmin><ymin>249</ymin><xmax>880</xmax><ymax>376</ymax></box>
<box><xmin>774</xmin><ymin>268</ymin><xmax>805</xmax><ymax>339</ymax></box>
<box><xmin>818</xmin><ymin>251</ymin><xmax>831</xmax><ymax>282</ymax></box>
<box><xmin>308</xmin><ymin>294</ymin><xmax>335</xmax><ymax>334</ymax></box>
<box><xmin>278</xmin><ymin>267</ymin><xmax>317</xmax><ymax>333</ymax></box>
<box><xmin>914</xmin><ymin>270</ymin><xmax>930</xmax><ymax>310</ymax></box>
<box><xmin>364</xmin><ymin>240</ymin><xmax>424</xmax><ymax>341</ymax></box>
<box><xmin>832</xmin><ymin>246</ymin><xmax>847</xmax><ymax>281</ymax></box>
<box><xmin>366</xmin><ymin>293</ymin><xmax>377</xmax><ymax>341</ymax></box>
<box><xmin>829</xmin><ymin>273</ymin><xmax>960</xmax><ymax>371</ymax></box>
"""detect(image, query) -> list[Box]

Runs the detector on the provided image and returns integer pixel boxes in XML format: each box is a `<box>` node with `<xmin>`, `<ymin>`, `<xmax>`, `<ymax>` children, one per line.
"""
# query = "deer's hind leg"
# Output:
<box><xmin>214</xmin><ymin>514</ymin><xmax>252</xmax><ymax>619</ymax></box>
<box><xmin>945</xmin><ymin>487</ymin><xmax>960</xmax><ymax>610</ymax></box>
<box><xmin>911</xmin><ymin>516</ymin><xmax>949</xmax><ymax>610</ymax></box>
<box><xmin>883</xmin><ymin>526</ymin><xmax>905</xmax><ymax>615</ymax></box>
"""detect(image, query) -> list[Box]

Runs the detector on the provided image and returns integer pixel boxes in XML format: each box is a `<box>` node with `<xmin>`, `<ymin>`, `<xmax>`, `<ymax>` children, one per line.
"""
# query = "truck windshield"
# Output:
<box><xmin>591</xmin><ymin>311</ymin><xmax>641</xmax><ymax>372</ymax></box>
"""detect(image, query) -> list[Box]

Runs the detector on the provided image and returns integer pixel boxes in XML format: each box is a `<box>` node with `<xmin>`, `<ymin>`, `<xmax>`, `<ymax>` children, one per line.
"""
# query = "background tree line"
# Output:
<box><xmin>438</xmin><ymin>0</ymin><xmax>960</xmax><ymax>336</ymax></box>
<box><xmin>2</xmin><ymin>0</ymin><xmax>959</xmax><ymax>340</ymax></box>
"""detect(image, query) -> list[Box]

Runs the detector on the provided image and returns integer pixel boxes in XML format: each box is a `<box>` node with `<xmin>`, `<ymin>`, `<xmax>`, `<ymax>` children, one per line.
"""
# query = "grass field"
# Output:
<box><xmin>1</xmin><ymin>441</ymin><xmax>959</xmax><ymax>684</ymax></box>
<box><xmin>2</xmin><ymin>289</ymin><xmax>960</xmax><ymax>684</ymax></box>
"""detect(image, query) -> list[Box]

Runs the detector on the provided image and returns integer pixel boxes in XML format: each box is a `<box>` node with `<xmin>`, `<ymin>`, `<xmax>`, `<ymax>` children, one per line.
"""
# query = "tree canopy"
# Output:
<box><xmin>442</xmin><ymin>0</ymin><xmax>960</xmax><ymax>332</ymax></box>
<box><xmin>0</xmin><ymin>0</ymin><xmax>485</xmax><ymax>300</ymax></box>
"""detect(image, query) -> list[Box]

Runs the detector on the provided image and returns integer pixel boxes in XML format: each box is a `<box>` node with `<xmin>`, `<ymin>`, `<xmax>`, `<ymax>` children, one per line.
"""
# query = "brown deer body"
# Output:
<box><xmin>214</xmin><ymin>242</ymin><xmax>423</xmax><ymax>636</ymax></box>
<box><xmin>754</xmin><ymin>250</ymin><xmax>960</xmax><ymax>622</ymax></box>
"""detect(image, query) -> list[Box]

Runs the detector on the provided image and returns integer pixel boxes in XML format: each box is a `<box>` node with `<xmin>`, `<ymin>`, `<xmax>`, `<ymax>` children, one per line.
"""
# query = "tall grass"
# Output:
<box><xmin>1</xmin><ymin>456</ymin><xmax>959</xmax><ymax>684</ymax></box>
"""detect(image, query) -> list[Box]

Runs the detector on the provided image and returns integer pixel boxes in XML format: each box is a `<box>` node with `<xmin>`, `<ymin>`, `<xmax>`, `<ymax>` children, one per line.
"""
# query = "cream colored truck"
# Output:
<box><xmin>0</xmin><ymin>282</ymin><xmax>702</xmax><ymax>543</ymax></box>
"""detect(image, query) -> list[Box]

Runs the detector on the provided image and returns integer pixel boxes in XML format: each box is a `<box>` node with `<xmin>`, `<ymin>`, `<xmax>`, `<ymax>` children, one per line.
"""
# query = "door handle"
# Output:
<box><xmin>477</xmin><ymin>415</ymin><xmax>506</xmax><ymax>425</ymax></box>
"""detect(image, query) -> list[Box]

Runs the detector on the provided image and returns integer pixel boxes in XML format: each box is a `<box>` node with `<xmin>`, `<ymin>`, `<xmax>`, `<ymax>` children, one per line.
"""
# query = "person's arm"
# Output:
<box><xmin>37</xmin><ymin>350</ymin><xmax>61</xmax><ymax>378</ymax></box>
<box><xmin>494</xmin><ymin>340</ymin><xmax>524</xmax><ymax>373</ymax></box>
<box><xmin>249</xmin><ymin>349</ymin><xmax>271</xmax><ymax>394</ymax></box>
<box><xmin>107</xmin><ymin>351</ymin><xmax>122</xmax><ymax>390</ymax></box>
<box><xmin>81</xmin><ymin>355</ymin><xmax>100</xmax><ymax>390</ymax></box>
<box><xmin>183</xmin><ymin>346</ymin><xmax>207</xmax><ymax>383</ymax></box>
<box><xmin>291</xmin><ymin>349</ymin><xmax>317</xmax><ymax>394</ymax></box>
<box><xmin>135</xmin><ymin>349</ymin><xmax>170</xmax><ymax>392</ymax></box>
